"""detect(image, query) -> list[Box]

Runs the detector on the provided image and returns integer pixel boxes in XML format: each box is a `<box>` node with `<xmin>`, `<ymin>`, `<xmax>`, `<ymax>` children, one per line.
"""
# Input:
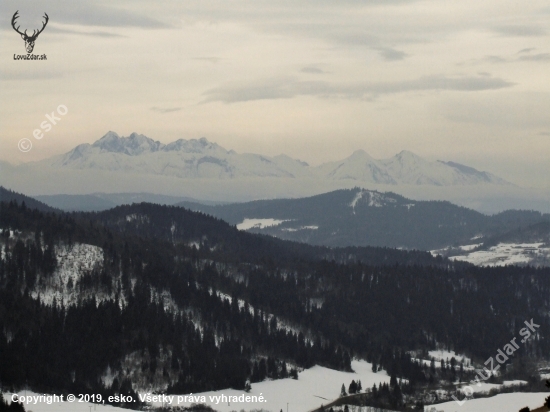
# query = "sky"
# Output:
<box><xmin>1</xmin><ymin>0</ymin><xmax>549</xmax><ymax>188</ymax></box>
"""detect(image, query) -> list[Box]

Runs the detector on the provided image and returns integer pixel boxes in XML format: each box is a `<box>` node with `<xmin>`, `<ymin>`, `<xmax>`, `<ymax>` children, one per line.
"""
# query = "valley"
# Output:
<box><xmin>0</xmin><ymin>188</ymin><xmax>549</xmax><ymax>411</ymax></box>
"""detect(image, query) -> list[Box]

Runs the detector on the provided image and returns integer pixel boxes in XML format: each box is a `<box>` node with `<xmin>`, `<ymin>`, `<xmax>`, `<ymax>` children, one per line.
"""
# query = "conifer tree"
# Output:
<box><xmin>340</xmin><ymin>383</ymin><xmax>347</xmax><ymax>397</ymax></box>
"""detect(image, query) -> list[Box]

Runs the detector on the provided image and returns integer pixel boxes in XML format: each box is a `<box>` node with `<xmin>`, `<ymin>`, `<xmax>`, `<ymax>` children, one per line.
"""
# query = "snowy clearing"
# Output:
<box><xmin>237</xmin><ymin>218</ymin><xmax>290</xmax><ymax>230</ymax></box>
<box><xmin>449</xmin><ymin>242</ymin><xmax>550</xmax><ymax>267</ymax></box>
<box><xmin>282</xmin><ymin>226</ymin><xmax>319</xmax><ymax>232</ymax></box>
<box><xmin>411</xmin><ymin>350</ymin><xmax>474</xmax><ymax>371</ymax></box>
<box><xmin>147</xmin><ymin>360</ymin><xmax>391</xmax><ymax>412</ymax></box>
<box><xmin>455</xmin><ymin>380</ymin><xmax>528</xmax><ymax>395</ymax></box>
<box><xmin>457</xmin><ymin>243</ymin><xmax>482</xmax><ymax>252</ymax></box>
<box><xmin>426</xmin><ymin>391</ymin><xmax>547</xmax><ymax>412</ymax></box>
<box><xmin>427</xmin><ymin>350</ymin><xmax>471</xmax><ymax>365</ymax></box>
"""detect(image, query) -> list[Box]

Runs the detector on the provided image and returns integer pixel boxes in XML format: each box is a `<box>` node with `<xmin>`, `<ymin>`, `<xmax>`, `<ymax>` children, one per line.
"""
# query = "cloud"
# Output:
<box><xmin>203</xmin><ymin>75</ymin><xmax>515</xmax><ymax>103</ymax></box>
<box><xmin>517</xmin><ymin>48</ymin><xmax>536</xmax><ymax>54</ymax></box>
<box><xmin>441</xmin><ymin>92</ymin><xmax>550</xmax><ymax>129</ymax></box>
<box><xmin>46</xmin><ymin>26</ymin><xmax>125</xmax><ymax>38</ymax></box>
<box><xmin>300</xmin><ymin>67</ymin><xmax>326</xmax><ymax>74</ymax></box>
<box><xmin>467</xmin><ymin>50</ymin><xmax>550</xmax><ymax>65</ymax></box>
<box><xmin>518</xmin><ymin>53</ymin><xmax>550</xmax><ymax>61</ymax></box>
<box><xmin>539</xmin><ymin>131</ymin><xmax>550</xmax><ymax>136</ymax></box>
<box><xmin>151</xmin><ymin>106</ymin><xmax>182</xmax><ymax>113</ymax></box>
<box><xmin>162</xmin><ymin>0</ymin><xmax>433</xmax><ymax>54</ymax></box>
<box><xmin>484</xmin><ymin>55</ymin><xmax>508</xmax><ymax>64</ymax></box>
<box><xmin>0</xmin><ymin>1</ymin><xmax>168</xmax><ymax>29</ymax></box>
<box><xmin>375</xmin><ymin>47</ymin><xmax>409</xmax><ymax>61</ymax></box>
<box><xmin>493</xmin><ymin>25</ymin><xmax>547</xmax><ymax>37</ymax></box>
<box><xmin>0</xmin><ymin>70</ymin><xmax>64</xmax><ymax>81</ymax></box>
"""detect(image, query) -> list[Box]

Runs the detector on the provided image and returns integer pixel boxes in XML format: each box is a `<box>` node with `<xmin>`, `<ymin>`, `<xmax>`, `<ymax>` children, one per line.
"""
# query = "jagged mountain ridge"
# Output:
<box><xmin>49</xmin><ymin>131</ymin><xmax>311</xmax><ymax>179</ymax></box>
<box><xmin>37</xmin><ymin>131</ymin><xmax>509</xmax><ymax>185</ymax></box>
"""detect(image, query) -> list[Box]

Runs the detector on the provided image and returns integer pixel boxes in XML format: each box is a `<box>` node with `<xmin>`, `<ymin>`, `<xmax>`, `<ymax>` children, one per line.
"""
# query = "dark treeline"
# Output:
<box><xmin>86</xmin><ymin>202</ymin><xmax>449</xmax><ymax>267</ymax></box>
<box><xmin>0</xmin><ymin>199</ymin><xmax>549</xmax><ymax>403</ymax></box>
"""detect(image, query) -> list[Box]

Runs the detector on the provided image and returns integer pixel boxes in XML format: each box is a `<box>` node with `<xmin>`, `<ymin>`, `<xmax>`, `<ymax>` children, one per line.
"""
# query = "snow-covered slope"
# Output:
<box><xmin>318</xmin><ymin>150</ymin><xmax>396</xmax><ymax>184</ymax></box>
<box><xmin>32</xmin><ymin>243</ymin><xmax>107</xmax><ymax>306</ymax></box>
<box><xmin>4</xmin><ymin>361</ymin><xmax>387</xmax><ymax>412</ymax></box>
<box><xmin>146</xmin><ymin>359</ymin><xmax>391</xmax><ymax>412</ymax></box>
<box><xmin>237</xmin><ymin>218</ymin><xmax>290</xmax><ymax>230</ymax></box>
<box><xmin>5</xmin><ymin>389</ymin><xmax>547</xmax><ymax>412</ymax></box>
<box><xmin>426</xmin><ymin>392</ymin><xmax>547</xmax><ymax>412</ymax></box>
<box><xmin>447</xmin><ymin>242</ymin><xmax>550</xmax><ymax>267</ymax></box>
<box><xmin>431</xmin><ymin>220</ymin><xmax>550</xmax><ymax>267</ymax></box>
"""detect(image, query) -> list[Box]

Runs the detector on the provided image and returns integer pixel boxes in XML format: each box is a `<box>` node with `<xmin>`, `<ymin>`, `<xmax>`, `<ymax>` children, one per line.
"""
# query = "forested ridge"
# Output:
<box><xmin>176</xmin><ymin>188</ymin><xmax>550</xmax><ymax>249</ymax></box>
<box><xmin>0</xmin><ymin>198</ymin><xmax>549</xmax><ymax>408</ymax></box>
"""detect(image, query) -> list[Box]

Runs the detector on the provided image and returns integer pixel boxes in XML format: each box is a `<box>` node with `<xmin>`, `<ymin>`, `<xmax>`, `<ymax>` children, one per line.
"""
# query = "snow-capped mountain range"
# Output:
<box><xmin>45</xmin><ymin>131</ymin><xmax>508</xmax><ymax>186</ymax></box>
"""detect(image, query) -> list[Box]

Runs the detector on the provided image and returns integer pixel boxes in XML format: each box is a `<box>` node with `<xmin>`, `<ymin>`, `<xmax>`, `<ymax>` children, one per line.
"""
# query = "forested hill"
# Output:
<box><xmin>84</xmin><ymin>202</ymin><xmax>446</xmax><ymax>268</ymax></box>
<box><xmin>1</xmin><ymin>197</ymin><xmax>549</xmax><ymax>409</ymax></box>
<box><xmin>0</xmin><ymin>186</ymin><xmax>59</xmax><ymax>213</ymax></box>
<box><xmin>177</xmin><ymin>188</ymin><xmax>550</xmax><ymax>250</ymax></box>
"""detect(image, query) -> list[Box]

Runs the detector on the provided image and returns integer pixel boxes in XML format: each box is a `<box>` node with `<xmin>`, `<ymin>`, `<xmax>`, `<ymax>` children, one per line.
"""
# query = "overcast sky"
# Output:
<box><xmin>1</xmin><ymin>0</ymin><xmax>549</xmax><ymax>188</ymax></box>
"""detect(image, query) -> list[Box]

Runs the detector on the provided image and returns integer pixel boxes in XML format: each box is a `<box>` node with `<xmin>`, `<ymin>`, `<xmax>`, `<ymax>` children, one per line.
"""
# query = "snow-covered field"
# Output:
<box><xmin>426</xmin><ymin>392</ymin><xmax>547</xmax><ymax>412</ymax></box>
<box><xmin>455</xmin><ymin>380</ymin><xmax>527</xmax><ymax>395</ymax></box>
<box><xmin>6</xmin><ymin>388</ymin><xmax>547</xmax><ymax>412</ymax></box>
<box><xmin>411</xmin><ymin>350</ymin><xmax>474</xmax><ymax>371</ymax></box>
<box><xmin>144</xmin><ymin>360</ymin><xmax>391</xmax><ymax>412</ymax></box>
<box><xmin>237</xmin><ymin>218</ymin><xmax>290</xmax><ymax>230</ymax></box>
<box><xmin>282</xmin><ymin>226</ymin><xmax>319</xmax><ymax>232</ymax></box>
<box><xmin>427</xmin><ymin>350</ymin><xmax>471</xmax><ymax>366</ymax></box>
<box><xmin>456</xmin><ymin>243</ymin><xmax>482</xmax><ymax>252</ymax></box>
<box><xmin>0</xmin><ymin>362</ymin><xmax>392</xmax><ymax>412</ymax></box>
<box><xmin>449</xmin><ymin>242</ymin><xmax>549</xmax><ymax>266</ymax></box>
<box><xmin>432</xmin><ymin>242</ymin><xmax>550</xmax><ymax>267</ymax></box>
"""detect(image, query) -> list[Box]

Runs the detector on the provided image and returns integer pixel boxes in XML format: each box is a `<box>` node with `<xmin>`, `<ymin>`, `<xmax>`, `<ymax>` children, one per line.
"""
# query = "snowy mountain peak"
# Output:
<box><xmin>163</xmin><ymin>137</ymin><xmax>225</xmax><ymax>154</ymax></box>
<box><xmin>344</xmin><ymin>150</ymin><xmax>379</xmax><ymax>164</ymax></box>
<box><xmin>394</xmin><ymin>150</ymin><xmax>423</xmax><ymax>162</ymax></box>
<box><xmin>91</xmin><ymin>132</ymin><xmax>165</xmax><ymax>156</ymax></box>
<box><xmin>318</xmin><ymin>150</ymin><xmax>397</xmax><ymax>184</ymax></box>
<box><xmin>100</xmin><ymin>130</ymin><xmax>120</xmax><ymax>140</ymax></box>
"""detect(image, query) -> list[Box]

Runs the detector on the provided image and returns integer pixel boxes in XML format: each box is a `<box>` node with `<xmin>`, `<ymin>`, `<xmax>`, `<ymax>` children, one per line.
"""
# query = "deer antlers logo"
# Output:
<box><xmin>11</xmin><ymin>11</ymin><xmax>49</xmax><ymax>54</ymax></box>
